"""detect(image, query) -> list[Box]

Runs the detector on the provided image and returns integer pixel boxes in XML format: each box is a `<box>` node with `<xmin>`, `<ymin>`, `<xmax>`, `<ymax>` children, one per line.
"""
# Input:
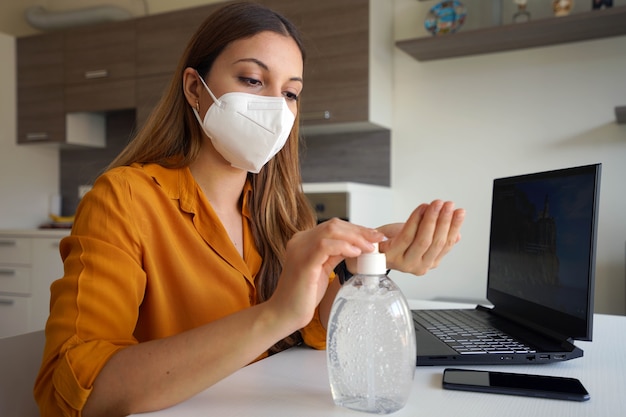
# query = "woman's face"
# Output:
<box><xmin>202</xmin><ymin>31</ymin><xmax>303</xmax><ymax>116</ymax></box>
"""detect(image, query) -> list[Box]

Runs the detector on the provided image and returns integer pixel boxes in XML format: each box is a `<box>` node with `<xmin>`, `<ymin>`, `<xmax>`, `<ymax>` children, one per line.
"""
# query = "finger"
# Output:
<box><xmin>291</xmin><ymin>220</ymin><xmax>382</xmax><ymax>270</ymax></box>
<box><xmin>416</xmin><ymin>201</ymin><xmax>456</xmax><ymax>266</ymax></box>
<box><xmin>380</xmin><ymin>204</ymin><xmax>428</xmax><ymax>260</ymax></box>
<box><xmin>376</xmin><ymin>222</ymin><xmax>404</xmax><ymax>242</ymax></box>
<box><xmin>318</xmin><ymin>218</ymin><xmax>384</xmax><ymax>252</ymax></box>
<box><xmin>448</xmin><ymin>208</ymin><xmax>465</xmax><ymax>244</ymax></box>
<box><xmin>431</xmin><ymin>208</ymin><xmax>466</xmax><ymax>266</ymax></box>
<box><xmin>401</xmin><ymin>200</ymin><xmax>445</xmax><ymax>263</ymax></box>
<box><xmin>290</xmin><ymin>234</ymin><xmax>360</xmax><ymax>267</ymax></box>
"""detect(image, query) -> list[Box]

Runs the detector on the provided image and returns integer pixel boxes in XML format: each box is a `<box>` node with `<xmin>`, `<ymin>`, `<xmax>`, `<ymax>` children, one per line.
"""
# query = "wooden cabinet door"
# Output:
<box><xmin>136</xmin><ymin>5</ymin><xmax>219</xmax><ymax>78</ymax></box>
<box><xmin>135</xmin><ymin>4</ymin><xmax>221</xmax><ymax>129</ymax></box>
<box><xmin>261</xmin><ymin>0</ymin><xmax>370</xmax><ymax>129</ymax></box>
<box><xmin>64</xmin><ymin>20</ymin><xmax>137</xmax><ymax>112</ymax></box>
<box><xmin>17</xmin><ymin>33</ymin><xmax>65</xmax><ymax>144</ymax></box>
<box><xmin>136</xmin><ymin>73</ymin><xmax>172</xmax><ymax>130</ymax></box>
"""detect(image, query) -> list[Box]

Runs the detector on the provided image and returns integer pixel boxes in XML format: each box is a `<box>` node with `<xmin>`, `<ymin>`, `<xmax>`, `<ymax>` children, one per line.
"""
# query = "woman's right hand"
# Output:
<box><xmin>269</xmin><ymin>218</ymin><xmax>384</xmax><ymax>330</ymax></box>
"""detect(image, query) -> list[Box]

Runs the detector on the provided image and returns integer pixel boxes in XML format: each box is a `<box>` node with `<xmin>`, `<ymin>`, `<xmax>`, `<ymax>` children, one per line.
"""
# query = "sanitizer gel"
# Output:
<box><xmin>327</xmin><ymin>243</ymin><xmax>416</xmax><ymax>414</ymax></box>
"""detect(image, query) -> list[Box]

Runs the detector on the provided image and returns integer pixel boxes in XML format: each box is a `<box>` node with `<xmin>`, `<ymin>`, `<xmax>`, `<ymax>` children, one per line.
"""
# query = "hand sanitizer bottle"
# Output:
<box><xmin>327</xmin><ymin>243</ymin><xmax>416</xmax><ymax>414</ymax></box>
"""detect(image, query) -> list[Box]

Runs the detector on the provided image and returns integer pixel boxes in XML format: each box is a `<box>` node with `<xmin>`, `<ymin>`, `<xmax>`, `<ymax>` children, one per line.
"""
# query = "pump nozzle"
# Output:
<box><xmin>356</xmin><ymin>242</ymin><xmax>387</xmax><ymax>275</ymax></box>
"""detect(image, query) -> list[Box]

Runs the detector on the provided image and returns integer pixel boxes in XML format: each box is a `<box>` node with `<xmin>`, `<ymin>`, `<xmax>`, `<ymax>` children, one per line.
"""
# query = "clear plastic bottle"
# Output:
<box><xmin>327</xmin><ymin>243</ymin><xmax>416</xmax><ymax>414</ymax></box>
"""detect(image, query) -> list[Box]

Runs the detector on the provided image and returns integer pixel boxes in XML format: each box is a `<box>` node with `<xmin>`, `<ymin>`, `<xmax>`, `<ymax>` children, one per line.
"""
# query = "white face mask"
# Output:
<box><xmin>192</xmin><ymin>72</ymin><xmax>296</xmax><ymax>173</ymax></box>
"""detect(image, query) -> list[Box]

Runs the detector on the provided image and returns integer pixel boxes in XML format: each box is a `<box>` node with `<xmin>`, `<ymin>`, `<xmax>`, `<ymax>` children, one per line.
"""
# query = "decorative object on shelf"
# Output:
<box><xmin>553</xmin><ymin>0</ymin><xmax>574</xmax><ymax>16</ymax></box>
<box><xmin>513</xmin><ymin>0</ymin><xmax>531</xmax><ymax>22</ymax></box>
<box><xmin>592</xmin><ymin>0</ymin><xmax>613</xmax><ymax>9</ymax></box>
<box><xmin>424</xmin><ymin>0</ymin><xmax>467</xmax><ymax>36</ymax></box>
<box><xmin>397</xmin><ymin>5</ymin><xmax>626</xmax><ymax>61</ymax></box>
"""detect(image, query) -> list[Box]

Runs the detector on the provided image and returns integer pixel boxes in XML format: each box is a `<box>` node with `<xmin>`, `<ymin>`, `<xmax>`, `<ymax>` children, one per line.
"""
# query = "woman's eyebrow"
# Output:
<box><xmin>234</xmin><ymin>57</ymin><xmax>268</xmax><ymax>69</ymax></box>
<box><xmin>234</xmin><ymin>58</ymin><xmax>303</xmax><ymax>84</ymax></box>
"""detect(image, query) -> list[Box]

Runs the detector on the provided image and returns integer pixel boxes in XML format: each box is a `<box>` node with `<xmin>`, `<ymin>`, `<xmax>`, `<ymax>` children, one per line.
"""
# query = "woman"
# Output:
<box><xmin>34</xmin><ymin>2</ymin><xmax>465</xmax><ymax>417</ymax></box>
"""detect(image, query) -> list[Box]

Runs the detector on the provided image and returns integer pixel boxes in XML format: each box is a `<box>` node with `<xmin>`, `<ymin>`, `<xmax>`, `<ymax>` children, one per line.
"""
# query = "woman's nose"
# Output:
<box><xmin>262</xmin><ymin>85</ymin><xmax>283</xmax><ymax>99</ymax></box>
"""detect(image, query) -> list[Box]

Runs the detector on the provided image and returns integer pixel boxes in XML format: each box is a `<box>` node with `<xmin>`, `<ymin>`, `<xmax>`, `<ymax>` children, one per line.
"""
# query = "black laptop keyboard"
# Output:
<box><xmin>413</xmin><ymin>309</ymin><xmax>537</xmax><ymax>355</ymax></box>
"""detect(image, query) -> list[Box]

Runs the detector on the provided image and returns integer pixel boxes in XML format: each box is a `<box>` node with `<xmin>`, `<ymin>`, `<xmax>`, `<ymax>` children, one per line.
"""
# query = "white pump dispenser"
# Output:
<box><xmin>327</xmin><ymin>243</ymin><xmax>416</xmax><ymax>414</ymax></box>
<box><xmin>356</xmin><ymin>242</ymin><xmax>387</xmax><ymax>275</ymax></box>
<box><xmin>356</xmin><ymin>242</ymin><xmax>386</xmax><ymax>291</ymax></box>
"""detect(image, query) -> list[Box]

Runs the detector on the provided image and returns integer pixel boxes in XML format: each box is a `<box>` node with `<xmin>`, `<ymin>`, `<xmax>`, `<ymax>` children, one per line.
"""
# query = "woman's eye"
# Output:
<box><xmin>238</xmin><ymin>76</ymin><xmax>298</xmax><ymax>101</ymax></box>
<box><xmin>283</xmin><ymin>91</ymin><xmax>299</xmax><ymax>102</ymax></box>
<box><xmin>239</xmin><ymin>77</ymin><xmax>261</xmax><ymax>87</ymax></box>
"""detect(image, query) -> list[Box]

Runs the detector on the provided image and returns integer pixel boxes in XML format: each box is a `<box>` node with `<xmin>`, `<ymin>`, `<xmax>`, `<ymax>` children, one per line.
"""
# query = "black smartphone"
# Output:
<box><xmin>442</xmin><ymin>368</ymin><xmax>590</xmax><ymax>402</ymax></box>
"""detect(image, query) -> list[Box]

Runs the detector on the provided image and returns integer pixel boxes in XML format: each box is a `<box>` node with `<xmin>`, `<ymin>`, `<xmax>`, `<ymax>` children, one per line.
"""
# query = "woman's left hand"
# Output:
<box><xmin>377</xmin><ymin>200</ymin><xmax>465</xmax><ymax>276</ymax></box>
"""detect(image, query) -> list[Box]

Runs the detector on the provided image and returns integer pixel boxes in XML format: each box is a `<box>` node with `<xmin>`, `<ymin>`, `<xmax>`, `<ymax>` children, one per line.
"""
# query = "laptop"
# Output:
<box><xmin>412</xmin><ymin>163</ymin><xmax>602</xmax><ymax>366</ymax></box>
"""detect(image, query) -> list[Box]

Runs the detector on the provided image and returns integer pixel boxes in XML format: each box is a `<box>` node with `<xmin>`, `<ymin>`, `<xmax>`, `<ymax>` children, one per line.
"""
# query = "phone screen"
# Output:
<box><xmin>442</xmin><ymin>368</ymin><xmax>590</xmax><ymax>401</ymax></box>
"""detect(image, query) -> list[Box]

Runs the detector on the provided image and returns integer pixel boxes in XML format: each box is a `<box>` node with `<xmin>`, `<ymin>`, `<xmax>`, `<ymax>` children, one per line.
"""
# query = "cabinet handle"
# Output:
<box><xmin>25</xmin><ymin>132</ymin><xmax>49</xmax><ymax>141</ymax></box>
<box><xmin>0</xmin><ymin>269</ymin><xmax>16</xmax><ymax>276</ymax></box>
<box><xmin>0</xmin><ymin>299</ymin><xmax>15</xmax><ymax>306</ymax></box>
<box><xmin>0</xmin><ymin>240</ymin><xmax>17</xmax><ymax>247</ymax></box>
<box><xmin>84</xmin><ymin>69</ymin><xmax>109</xmax><ymax>79</ymax></box>
<box><xmin>300</xmin><ymin>111</ymin><xmax>331</xmax><ymax>121</ymax></box>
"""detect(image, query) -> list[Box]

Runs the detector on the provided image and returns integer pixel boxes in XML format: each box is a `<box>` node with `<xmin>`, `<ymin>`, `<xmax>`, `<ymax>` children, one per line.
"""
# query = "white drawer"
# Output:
<box><xmin>0</xmin><ymin>266</ymin><xmax>32</xmax><ymax>295</ymax></box>
<box><xmin>0</xmin><ymin>237</ymin><xmax>32</xmax><ymax>264</ymax></box>
<box><xmin>0</xmin><ymin>295</ymin><xmax>30</xmax><ymax>338</ymax></box>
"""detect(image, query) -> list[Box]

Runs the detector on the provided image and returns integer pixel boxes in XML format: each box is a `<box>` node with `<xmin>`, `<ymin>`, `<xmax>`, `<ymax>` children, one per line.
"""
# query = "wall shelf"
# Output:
<box><xmin>396</xmin><ymin>5</ymin><xmax>626</xmax><ymax>61</ymax></box>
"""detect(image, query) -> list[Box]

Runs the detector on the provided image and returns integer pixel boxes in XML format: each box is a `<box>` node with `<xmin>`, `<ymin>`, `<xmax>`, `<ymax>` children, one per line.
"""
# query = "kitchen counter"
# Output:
<box><xmin>302</xmin><ymin>181</ymin><xmax>390</xmax><ymax>194</ymax></box>
<box><xmin>0</xmin><ymin>229</ymin><xmax>70</xmax><ymax>239</ymax></box>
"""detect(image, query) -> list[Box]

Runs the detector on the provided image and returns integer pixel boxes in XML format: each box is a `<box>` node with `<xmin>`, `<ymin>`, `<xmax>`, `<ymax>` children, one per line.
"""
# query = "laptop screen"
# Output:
<box><xmin>486</xmin><ymin>164</ymin><xmax>601</xmax><ymax>341</ymax></box>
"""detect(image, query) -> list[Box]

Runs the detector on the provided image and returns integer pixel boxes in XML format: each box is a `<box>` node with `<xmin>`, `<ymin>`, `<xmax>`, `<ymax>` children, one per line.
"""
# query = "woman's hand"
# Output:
<box><xmin>377</xmin><ymin>200</ymin><xmax>465</xmax><ymax>276</ymax></box>
<box><xmin>270</xmin><ymin>219</ymin><xmax>384</xmax><ymax>329</ymax></box>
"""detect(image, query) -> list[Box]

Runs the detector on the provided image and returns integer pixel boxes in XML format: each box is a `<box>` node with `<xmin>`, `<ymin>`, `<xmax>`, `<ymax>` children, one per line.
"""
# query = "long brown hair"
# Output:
<box><xmin>108</xmin><ymin>2</ymin><xmax>316</xmax><ymax>304</ymax></box>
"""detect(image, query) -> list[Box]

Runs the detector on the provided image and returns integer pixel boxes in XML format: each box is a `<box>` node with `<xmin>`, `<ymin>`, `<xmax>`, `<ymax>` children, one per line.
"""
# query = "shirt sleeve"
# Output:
<box><xmin>300</xmin><ymin>307</ymin><xmax>327</xmax><ymax>350</ymax></box>
<box><xmin>34</xmin><ymin>171</ymin><xmax>146</xmax><ymax>417</ymax></box>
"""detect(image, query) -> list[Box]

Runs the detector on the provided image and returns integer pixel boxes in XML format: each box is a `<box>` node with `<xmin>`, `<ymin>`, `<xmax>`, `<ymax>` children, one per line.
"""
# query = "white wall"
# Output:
<box><xmin>391</xmin><ymin>0</ymin><xmax>626</xmax><ymax>315</ymax></box>
<box><xmin>0</xmin><ymin>32</ymin><xmax>58</xmax><ymax>229</ymax></box>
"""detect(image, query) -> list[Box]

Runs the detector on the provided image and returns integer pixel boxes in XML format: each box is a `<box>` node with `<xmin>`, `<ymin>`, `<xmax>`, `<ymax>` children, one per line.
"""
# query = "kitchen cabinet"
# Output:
<box><xmin>64</xmin><ymin>20</ymin><xmax>136</xmax><ymax>113</ymax></box>
<box><xmin>16</xmin><ymin>33</ymin><xmax>65</xmax><ymax>144</ymax></box>
<box><xmin>16</xmin><ymin>31</ymin><xmax>107</xmax><ymax>147</ymax></box>
<box><xmin>17</xmin><ymin>0</ymin><xmax>393</xmax><ymax>146</ymax></box>
<box><xmin>135</xmin><ymin>73</ymin><xmax>171</xmax><ymax>130</ymax></box>
<box><xmin>396</xmin><ymin>5</ymin><xmax>626</xmax><ymax>62</ymax></box>
<box><xmin>264</xmin><ymin>0</ymin><xmax>393</xmax><ymax>134</ymax></box>
<box><xmin>0</xmin><ymin>231</ymin><xmax>68</xmax><ymax>338</ymax></box>
<box><xmin>134</xmin><ymin>0</ymin><xmax>393</xmax><ymax>134</ymax></box>
<box><xmin>136</xmin><ymin>6</ymin><xmax>218</xmax><ymax>78</ymax></box>
<box><xmin>134</xmin><ymin>5</ymin><xmax>221</xmax><ymax>128</ymax></box>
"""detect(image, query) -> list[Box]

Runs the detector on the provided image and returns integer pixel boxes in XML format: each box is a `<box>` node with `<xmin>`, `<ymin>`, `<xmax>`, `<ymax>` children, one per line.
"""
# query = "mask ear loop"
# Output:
<box><xmin>196</xmin><ymin>70</ymin><xmax>221</xmax><ymax>107</ymax></box>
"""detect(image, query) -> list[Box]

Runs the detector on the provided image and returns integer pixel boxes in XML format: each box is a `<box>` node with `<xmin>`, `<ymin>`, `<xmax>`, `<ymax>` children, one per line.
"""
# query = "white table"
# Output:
<box><xmin>133</xmin><ymin>301</ymin><xmax>626</xmax><ymax>416</ymax></box>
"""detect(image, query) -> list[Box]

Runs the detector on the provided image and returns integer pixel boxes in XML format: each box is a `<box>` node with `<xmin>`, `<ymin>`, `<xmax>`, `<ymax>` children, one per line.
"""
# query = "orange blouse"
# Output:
<box><xmin>34</xmin><ymin>163</ymin><xmax>327</xmax><ymax>417</ymax></box>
